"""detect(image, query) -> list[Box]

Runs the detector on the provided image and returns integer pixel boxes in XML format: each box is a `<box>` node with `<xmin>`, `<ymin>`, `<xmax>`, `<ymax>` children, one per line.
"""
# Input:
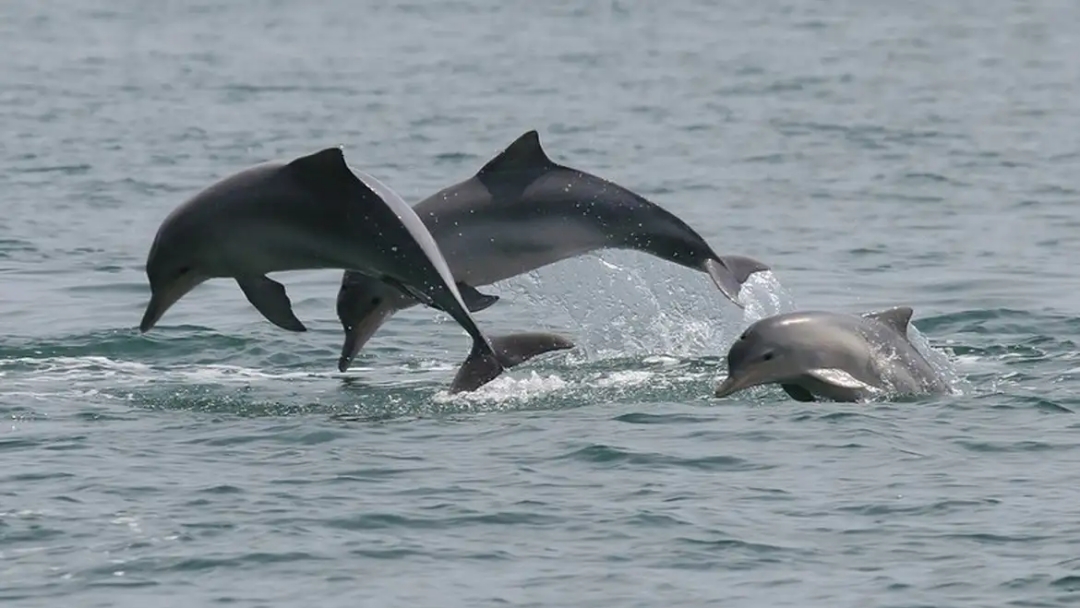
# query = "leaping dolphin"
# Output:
<box><xmin>336</xmin><ymin>130</ymin><xmax>771</xmax><ymax>372</ymax></box>
<box><xmin>139</xmin><ymin>147</ymin><xmax>575</xmax><ymax>393</ymax></box>
<box><xmin>713</xmin><ymin>307</ymin><xmax>950</xmax><ymax>402</ymax></box>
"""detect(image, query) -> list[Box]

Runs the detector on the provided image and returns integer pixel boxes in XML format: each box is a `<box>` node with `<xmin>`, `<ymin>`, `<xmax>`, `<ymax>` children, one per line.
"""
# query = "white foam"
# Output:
<box><xmin>0</xmin><ymin>355</ymin><xmax>345</xmax><ymax>395</ymax></box>
<box><xmin>431</xmin><ymin>371</ymin><xmax>570</xmax><ymax>405</ymax></box>
<box><xmin>430</xmin><ymin>363</ymin><xmax>696</xmax><ymax>407</ymax></box>
<box><xmin>642</xmin><ymin>355</ymin><xmax>681</xmax><ymax>366</ymax></box>
<box><xmin>593</xmin><ymin>370</ymin><xmax>654</xmax><ymax>388</ymax></box>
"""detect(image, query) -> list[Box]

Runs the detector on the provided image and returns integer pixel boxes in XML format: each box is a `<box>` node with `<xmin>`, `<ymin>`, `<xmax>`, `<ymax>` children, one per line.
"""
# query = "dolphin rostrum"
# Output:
<box><xmin>713</xmin><ymin>307</ymin><xmax>950</xmax><ymax>402</ymax></box>
<box><xmin>336</xmin><ymin>130</ymin><xmax>771</xmax><ymax>372</ymax></box>
<box><xmin>139</xmin><ymin>147</ymin><xmax>575</xmax><ymax>393</ymax></box>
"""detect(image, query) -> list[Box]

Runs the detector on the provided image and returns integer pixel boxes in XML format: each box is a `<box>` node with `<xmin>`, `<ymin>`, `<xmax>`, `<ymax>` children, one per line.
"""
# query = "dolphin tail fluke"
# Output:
<box><xmin>716</xmin><ymin>255</ymin><xmax>772</xmax><ymax>284</ymax></box>
<box><xmin>490</xmin><ymin>332</ymin><xmax>575</xmax><ymax>367</ymax></box>
<box><xmin>704</xmin><ymin>258</ymin><xmax>747</xmax><ymax>308</ymax></box>
<box><xmin>449</xmin><ymin>333</ymin><xmax>575</xmax><ymax>394</ymax></box>
<box><xmin>450</xmin><ymin>339</ymin><xmax>506</xmax><ymax>394</ymax></box>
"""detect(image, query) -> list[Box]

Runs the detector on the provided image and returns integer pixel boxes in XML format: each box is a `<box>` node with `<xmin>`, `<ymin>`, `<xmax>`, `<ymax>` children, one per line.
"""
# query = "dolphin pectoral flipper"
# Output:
<box><xmin>805</xmin><ymin>368</ymin><xmax>874</xmax><ymax>391</ymax></box>
<box><xmin>703</xmin><ymin>258</ymin><xmax>746</xmax><ymax>309</ymax></box>
<box><xmin>236</xmin><ymin>275</ymin><xmax>307</xmax><ymax>332</ymax></box>
<box><xmin>456</xmin><ymin>282</ymin><xmax>500</xmax><ymax>313</ymax></box>
<box><xmin>449</xmin><ymin>332</ymin><xmax>575</xmax><ymax>394</ymax></box>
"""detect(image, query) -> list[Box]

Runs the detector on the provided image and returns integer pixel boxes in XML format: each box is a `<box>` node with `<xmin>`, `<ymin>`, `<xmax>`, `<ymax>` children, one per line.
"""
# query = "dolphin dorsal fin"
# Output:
<box><xmin>287</xmin><ymin>147</ymin><xmax>348</xmax><ymax>176</ymax></box>
<box><xmin>286</xmin><ymin>147</ymin><xmax>360</xmax><ymax>194</ymax></box>
<box><xmin>862</xmin><ymin>306</ymin><xmax>914</xmax><ymax>335</ymax></box>
<box><xmin>477</xmin><ymin>130</ymin><xmax>557</xmax><ymax>176</ymax></box>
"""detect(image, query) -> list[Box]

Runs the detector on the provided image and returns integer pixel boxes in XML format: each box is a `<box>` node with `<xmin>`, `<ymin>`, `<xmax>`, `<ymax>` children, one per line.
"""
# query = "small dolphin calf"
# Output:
<box><xmin>140</xmin><ymin>147</ymin><xmax>574</xmax><ymax>393</ymax></box>
<box><xmin>713</xmin><ymin>307</ymin><xmax>950</xmax><ymax>402</ymax></box>
<box><xmin>336</xmin><ymin>130</ymin><xmax>771</xmax><ymax>372</ymax></box>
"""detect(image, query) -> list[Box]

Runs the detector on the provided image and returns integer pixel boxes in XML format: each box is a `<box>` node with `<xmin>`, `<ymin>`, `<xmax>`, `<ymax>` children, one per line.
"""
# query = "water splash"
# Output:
<box><xmin>494</xmin><ymin>252</ymin><xmax>796</xmax><ymax>360</ymax></box>
<box><xmin>739</xmin><ymin>270</ymin><xmax>798</xmax><ymax>323</ymax></box>
<box><xmin>905</xmin><ymin>325</ymin><xmax>967</xmax><ymax>396</ymax></box>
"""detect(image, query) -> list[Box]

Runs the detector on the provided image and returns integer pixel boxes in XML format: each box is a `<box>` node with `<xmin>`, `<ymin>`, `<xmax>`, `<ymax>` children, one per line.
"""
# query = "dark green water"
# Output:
<box><xmin>3</xmin><ymin>0</ymin><xmax>1080</xmax><ymax>606</ymax></box>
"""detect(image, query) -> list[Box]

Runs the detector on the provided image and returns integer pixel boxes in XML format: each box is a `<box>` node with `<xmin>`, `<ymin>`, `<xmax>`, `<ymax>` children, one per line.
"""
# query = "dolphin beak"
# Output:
<box><xmin>139</xmin><ymin>273</ymin><xmax>206</xmax><ymax>333</ymax></box>
<box><xmin>713</xmin><ymin>372</ymin><xmax>758</xmax><ymax>399</ymax></box>
<box><xmin>337</xmin><ymin>300</ymin><xmax>396</xmax><ymax>372</ymax></box>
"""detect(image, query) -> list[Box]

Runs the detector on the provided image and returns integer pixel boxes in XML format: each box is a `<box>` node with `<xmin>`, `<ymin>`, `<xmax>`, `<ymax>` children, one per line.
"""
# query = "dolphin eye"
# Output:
<box><xmin>762</xmin><ymin>352</ymin><xmax>774</xmax><ymax>362</ymax></box>
<box><xmin>177</xmin><ymin>266</ymin><xmax>191</xmax><ymax>276</ymax></box>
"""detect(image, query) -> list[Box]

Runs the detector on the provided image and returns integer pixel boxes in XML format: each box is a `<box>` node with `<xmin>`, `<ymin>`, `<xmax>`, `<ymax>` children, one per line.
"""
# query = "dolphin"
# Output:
<box><xmin>713</xmin><ymin>307</ymin><xmax>950</xmax><ymax>402</ymax></box>
<box><xmin>335</xmin><ymin>130</ymin><xmax>771</xmax><ymax>372</ymax></box>
<box><xmin>139</xmin><ymin>146</ymin><xmax>575</xmax><ymax>393</ymax></box>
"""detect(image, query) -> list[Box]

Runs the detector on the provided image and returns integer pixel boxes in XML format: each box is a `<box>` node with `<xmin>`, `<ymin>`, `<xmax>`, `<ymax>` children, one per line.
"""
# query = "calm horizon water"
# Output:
<box><xmin>3</xmin><ymin>1</ymin><xmax>1080</xmax><ymax>606</ymax></box>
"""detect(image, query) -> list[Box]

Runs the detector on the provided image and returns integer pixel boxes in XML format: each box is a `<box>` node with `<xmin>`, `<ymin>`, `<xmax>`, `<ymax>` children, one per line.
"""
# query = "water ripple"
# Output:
<box><xmin>3</xmin><ymin>0</ymin><xmax>1080</xmax><ymax>606</ymax></box>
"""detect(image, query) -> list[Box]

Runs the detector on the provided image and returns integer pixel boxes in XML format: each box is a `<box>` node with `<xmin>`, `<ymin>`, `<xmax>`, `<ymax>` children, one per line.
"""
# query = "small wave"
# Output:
<box><xmin>558</xmin><ymin>443</ymin><xmax>771</xmax><ymax>471</ymax></box>
<box><xmin>613</xmin><ymin>412</ymin><xmax>714</xmax><ymax>424</ymax></box>
<box><xmin>0</xmin><ymin>355</ymin><xmax>347</xmax><ymax>387</ymax></box>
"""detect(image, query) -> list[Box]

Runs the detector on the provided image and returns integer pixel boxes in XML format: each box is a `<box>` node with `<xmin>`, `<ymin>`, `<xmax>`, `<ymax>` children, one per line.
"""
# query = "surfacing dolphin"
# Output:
<box><xmin>139</xmin><ymin>147</ymin><xmax>574</xmax><ymax>393</ymax></box>
<box><xmin>713</xmin><ymin>307</ymin><xmax>950</xmax><ymax>402</ymax></box>
<box><xmin>335</xmin><ymin>130</ymin><xmax>771</xmax><ymax>372</ymax></box>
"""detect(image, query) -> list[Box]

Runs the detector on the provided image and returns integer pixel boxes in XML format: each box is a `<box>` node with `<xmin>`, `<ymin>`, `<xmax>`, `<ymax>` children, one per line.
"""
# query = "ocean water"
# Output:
<box><xmin>2</xmin><ymin>0</ymin><xmax>1080</xmax><ymax>605</ymax></box>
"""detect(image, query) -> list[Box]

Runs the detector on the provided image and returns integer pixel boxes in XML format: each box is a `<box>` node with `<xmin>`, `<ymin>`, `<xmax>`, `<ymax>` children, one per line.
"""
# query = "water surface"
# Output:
<box><xmin>2</xmin><ymin>1</ymin><xmax>1080</xmax><ymax>606</ymax></box>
